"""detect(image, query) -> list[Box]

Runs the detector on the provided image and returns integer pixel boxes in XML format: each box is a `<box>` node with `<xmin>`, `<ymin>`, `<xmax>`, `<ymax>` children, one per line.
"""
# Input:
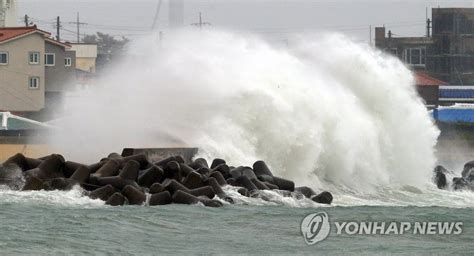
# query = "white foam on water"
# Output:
<box><xmin>0</xmin><ymin>185</ymin><xmax>104</xmax><ymax>207</ymax></box>
<box><xmin>219</xmin><ymin>185</ymin><xmax>327</xmax><ymax>208</ymax></box>
<box><xmin>45</xmin><ymin>29</ymin><xmax>473</xmax><ymax>208</ymax></box>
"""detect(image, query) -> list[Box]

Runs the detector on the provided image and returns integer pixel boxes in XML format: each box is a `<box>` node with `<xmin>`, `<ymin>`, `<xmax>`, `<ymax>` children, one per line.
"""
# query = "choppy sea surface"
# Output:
<box><xmin>0</xmin><ymin>186</ymin><xmax>472</xmax><ymax>255</ymax></box>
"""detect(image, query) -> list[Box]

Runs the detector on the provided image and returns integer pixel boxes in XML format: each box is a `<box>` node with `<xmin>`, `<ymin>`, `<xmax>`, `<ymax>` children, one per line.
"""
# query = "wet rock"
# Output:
<box><xmin>178</xmin><ymin>163</ymin><xmax>195</xmax><ymax>177</ymax></box>
<box><xmin>172</xmin><ymin>190</ymin><xmax>200</xmax><ymax>205</ymax></box>
<box><xmin>149</xmin><ymin>191</ymin><xmax>172</xmax><ymax>206</ymax></box>
<box><xmin>88</xmin><ymin>161</ymin><xmax>106</xmax><ymax>173</ymax></box>
<box><xmin>230</xmin><ymin>166</ymin><xmax>257</xmax><ymax>180</ymax></box>
<box><xmin>149</xmin><ymin>183</ymin><xmax>165</xmax><ymax>194</ymax></box>
<box><xmin>70</xmin><ymin>166</ymin><xmax>91</xmax><ymax>184</ymax></box>
<box><xmin>433</xmin><ymin>165</ymin><xmax>448</xmax><ymax>189</ymax></box>
<box><xmin>235</xmin><ymin>176</ymin><xmax>258</xmax><ymax>192</ymax></box>
<box><xmin>22</xmin><ymin>176</ymin><xmax>43</xmax><ymax>191</ymax></box>
<box><xmin>462</xmin><ymin>160</ymin><xmax>474</xmax><ymax>177</ymax></box>
<box><xmin>121</xmin><ymin>153</ymin><xmax>149</xmax><ymax>169</ymax></box>
<box><xmin>154</xmin><ymin>156</ymin><xmax>185</xmax><ymax>167</ymax></box>
<box><xmin>452</xmin><ymin>177</ymin><xmax>473</xmax><ymax>191</ymax></box>
<box><xmin>462</xmin><ymin>168</ymin><xmax>474</xmax><ymax>182</ymax></box>
<box><xmin>89</xmin><ymin>185</ymin><xmax>116</xmax><ymax>201</ymax></box>
<box><xmin>0</xmin><ymin>164</ymin><xmax>23</xmax><ymax>188</ymax></box>
<box><xmin>182</xmin><ymin>171</ymin><xmax>204</xmax><ymax>189</ymax></box>
<box><xmin>211</xmin><ymin>158</ymin><xmax>226</xmax><ymax>169</ymax></box>
<box><xmin>190</xmin><ymin>158</ymin><xmax>209</xmax><ymax>169</ymax></box>
<box><xmin>47</xmin><ymin>178</ymin><xmax>76</xmax><ymax>191</ymax></box>
<box><xmin>138</xmin><ymin>166</ymin><xmax>164</xmax><ymax>188</ymax></box>
<box><xmin>295</xmin><ymin>186</ymin><xmax>316</xmax><ymax>198</ymax></box>
<box><xmin>271</xmin><ymin>176</ymin><xmax>295</xmax><ymax>192</ymax></box>
<box><xmin>24</xmin><ymin>157</ymin><xmax>43</xmax><ymax>170</ymax></box>
<box><xmin>106</xmin><ymin>192</ymin><xmax>127</xmax><ymax>206</ymax></box>
<box><xmin>311</xmin><ymin>191</ymin><xmax>333</xmax><ymax>205</ymax></box>
<box><xmin>253</xmin><ymin>160</ymin><xmax>274</xmax><ymax>177</ymax></box>
<box><xmin>63</xmin><ymin>161</ymin><xmax>87</xmax><ymax>178</ymax></box>
<box><xmin>199</xmin><ymin>198</ymin><xmax>223</xmax><ymax>207</ymax></box>
<box><xmin>250</xmin><ymin>178</ymin><xmax>270</xmax><ymax>190</ymax></box>
<box><xmin>97</xmin><ymin>176</ymin><xmax>140</xmax><ymax>190</ymax></box>
<box><xmin>3</xmin><ymin>153</ymin><xmax>28</xmax><ymax>171</ymax></box>
<box><xmin>237</xmin><ymin>187</ymin><xmax>250</xmax><ymax>197</ymax></box>
<box><xmin>196</xmin><ymin>167</ymin><xmax>211</xmax><ymax>178</ymax></box>
<box><xmin>189</xmin><ymin>186</ymin><xmax>215</xmax><ymax>198</ymax></box>
<box><xmin>257</xmin><ymin>174</ymin><xmax>274</xmax><ymax>184</ymax></box>
<box><xmin>91</xmin><ymin>160</ymin><xmax>120</xmax><ymax>179</ymax></box>
<box><xmin>263</xmin><ymin>182</ymin><xmax>279</xmax><ymax>190</ymax></box>
<box><xmin>226</xmin><ymin>178</ymin><xmax>237</xmax><ymax>186</ymax></box>
<box><xmin>164</xmin><ymin>161</ymin><xmax>182</xmax><ymax>180</ymax></box>
<box><xmin>119</xmin><ymin>160</ymin><xmax>140</xmax><ymax>180</ymax></box>
<box><xmin>24</xmin><ymin>154</ymin><xmax>65</xmax><ymax>180</ymax></box>
<box><xmin>122</xmin><ymin>185</ymin><xmax>146</xmax><ymax>205</ymax></box>
<box><xmin>212</xmin><ymin>164</ymin><xmax>231</xmax><ymax>179</ymax></box>
<box><xmin>210</xmin><ymin>171</ymin><xmax>227</xmax><ymax>186</ymax></box>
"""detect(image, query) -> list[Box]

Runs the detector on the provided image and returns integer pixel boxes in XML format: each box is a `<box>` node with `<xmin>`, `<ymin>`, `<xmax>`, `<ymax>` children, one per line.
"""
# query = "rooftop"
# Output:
<box><xmin>0</xmin><ymin>112</ymin><xmax>52</xmax><ymax>130</ymax></box>
<box><xmin>415</xmin><ymin>71</ymin><xmax>448</xmax><ymax>86</ymax></box>
<box><xmin>0</xmin><ymin>25</ymin><xmax>50</xmax><ymax>44</ymax></box>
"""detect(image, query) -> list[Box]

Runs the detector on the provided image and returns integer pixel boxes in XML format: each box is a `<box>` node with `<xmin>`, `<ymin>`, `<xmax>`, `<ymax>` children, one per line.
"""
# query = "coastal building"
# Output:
<box><xmin>44</xmin><ymin>38</ymin><xmax>76</xmax><ymax>112</ymax></box>
<box><xmin>70</xmin><ymin>43</ymin><xmax>97</xmax><ymax>73</ymax></box>
<box><xmin>415</xmin><ymin>71</ymin><xmax>447</xmax><ymax>107</ymax></box>
<box><xmin>0</xmin><ymin>26</ymin><xmax>76</xmax><ymax>118</ymax></box>
<box><xmin>375</xmin><ymin>7</ymin><xmax>474</xmax><ymax>85</ymax></box>
<box><xmin>0</xmin><ymin>26</ymin><xmax>49</xmax><ymax>112</ymax></box>
<box><xmin>70</xmin><ymin>43</ymin><xmax>97</xmax><ymax>88</ymax></box>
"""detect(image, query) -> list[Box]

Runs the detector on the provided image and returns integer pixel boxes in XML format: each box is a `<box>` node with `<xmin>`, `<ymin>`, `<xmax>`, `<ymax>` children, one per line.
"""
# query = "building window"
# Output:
<box><xmin>65</xmin><ymin>57</ymin><xmax>72</xmax><ymax>67</ymax></box>
<box><xmin>389</xmin><ymin>48</ymin><xmax>398</xmax><ymax>56</ymax></box>
<box><xmin>404</xmin><ymin>48</ymin><xmax>426</xmax><ymax>66</ymax></box>
<box><xmin>0</xmin><ymin>52</ymin><xmax>8</xmax><ymax>65</ymax></box>
<box><xmin>29</xmin><ymin>52</ymin><xmax>40</xmax><ymax>64</ymax></box>
<box><xmin>45</xmin><ymin>53</ymin><xmax>55</xmax><ymax>66</ymax></box>
<box><xmin>29</xmin><ymin>77</ymin><xmax>40</xmax><ymax>89</ymax></box>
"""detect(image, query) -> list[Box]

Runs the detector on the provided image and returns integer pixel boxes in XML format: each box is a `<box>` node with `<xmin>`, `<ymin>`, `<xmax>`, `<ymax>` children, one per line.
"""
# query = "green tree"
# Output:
<box><xmin>82</xmin><ymin>32</ymin><xmax>130</xmax><ymax>71</ymax></box>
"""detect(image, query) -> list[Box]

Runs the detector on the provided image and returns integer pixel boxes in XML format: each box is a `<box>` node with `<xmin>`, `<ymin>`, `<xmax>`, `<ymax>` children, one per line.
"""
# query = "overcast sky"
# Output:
<box><xmin>17</xmin><ymin>0</ymin><xmax>474</xmax><ymax>44</ymax></box>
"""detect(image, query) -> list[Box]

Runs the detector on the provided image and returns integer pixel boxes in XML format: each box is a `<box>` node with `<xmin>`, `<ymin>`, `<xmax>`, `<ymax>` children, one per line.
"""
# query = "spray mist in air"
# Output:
<box><xmin>50</xmin><ymin>29</ymin><xmax>439</xmax><ymax>192</ymax></box>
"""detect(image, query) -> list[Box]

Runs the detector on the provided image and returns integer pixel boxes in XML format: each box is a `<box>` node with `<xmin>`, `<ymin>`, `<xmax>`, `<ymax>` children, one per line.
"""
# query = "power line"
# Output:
<box><xmin>69</xmin><ymin>12</ymin><xmax>87</xmax><ymax>43</ymax></box>
<box><xmin>191</xmin><ymin>12</ymin><xmax>211</xmax><ymax>29</ymax></box>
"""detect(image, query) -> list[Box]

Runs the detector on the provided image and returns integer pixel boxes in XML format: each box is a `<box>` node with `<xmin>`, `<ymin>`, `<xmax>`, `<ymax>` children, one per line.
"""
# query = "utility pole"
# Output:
<box><xmin>24</xmin><ymin>14</ymin><xmax>29</xmax><ymax>27</ymax></box>
<box><xmin>56</xmin><ymin>16</ymin><xmax>61</xmax><ymax>41</ymax></box>
<box><xmin>159</xmin><ymin>31</ymin><xmax>163</xmax><ymax>48</ymax></box>
<box><xmin>191</xmin><ymin>12</ymin><xmax>211</xmax><ymax>29</ymax></box>
<box><xmin>69</xmin><ymin>12</ymin><xmax>87</xmax><ymax>43</ymax></box>
<box><xmin>151</xmin><ymin>0</ymin><xmax>163</xmax><ymax>30</ymax></box>
<box><xmin>369</xmin><ymin>25</ymin><xmax>372</xmax><ymax>46</ymax></box>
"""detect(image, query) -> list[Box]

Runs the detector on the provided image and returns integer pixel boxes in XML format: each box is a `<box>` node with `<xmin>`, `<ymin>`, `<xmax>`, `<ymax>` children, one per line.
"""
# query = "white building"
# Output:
<box><xmin>0</xmin><ymin>0</ymin><xmax>17</xmax><ymax>27</ymax></box>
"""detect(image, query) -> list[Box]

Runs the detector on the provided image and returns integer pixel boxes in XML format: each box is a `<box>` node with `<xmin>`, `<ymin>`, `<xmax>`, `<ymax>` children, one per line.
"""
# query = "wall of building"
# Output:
<box><xmin>0</xmin><ymin>33</ymin><xmax>45</xmax><ymax>111</ymax></box>
<box><xmin>44</xmin><ymin>41</ymin><xmax>76</xmax><ymax>92</ymax></box>
<box><xmin>70</xmin><ymin>44</ymin><xmax>97</xmax><ymax>73</ymax></box>
<box><xmin>75</xmin><ymin>57</ymin><xmax>96</xmax><ymax>73</ymax></box>
<box><xmin>0</xmin><ymin>143</ymin><xmax>53</xmax><ymax>162</ymax></box>
<box><xmin>416</xmin><ymin>86</ymin><xmax>439</xmax><ymax>106</ymax></box>
<box><xmin>432</xmin><ymin>8</ymin><xmax>474</xmax><ymax>84</ymax></box>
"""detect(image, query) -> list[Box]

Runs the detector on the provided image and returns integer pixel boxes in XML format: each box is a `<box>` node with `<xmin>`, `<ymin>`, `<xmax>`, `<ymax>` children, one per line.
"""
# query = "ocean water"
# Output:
<box><xmin>0</xmin><ymin>186</ymin><xmax>472</xmax><ymax>255</ymax></box>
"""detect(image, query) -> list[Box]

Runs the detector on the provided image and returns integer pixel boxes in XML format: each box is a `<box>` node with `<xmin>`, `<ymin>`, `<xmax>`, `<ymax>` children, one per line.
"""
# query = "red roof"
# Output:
<box><xmin>415</xmin><ymin>71</ymin><xmax>448</xmax><ymax>86</ymax></box>
<box><xmin>45</xmin><ymin>37</ymin><xmax>71</xmax><ymax>48</ymax></box>
<box><xmin>0</xmin><ymin>25</ymin><xmax>50</xmax><ymax>44</ymax></box>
